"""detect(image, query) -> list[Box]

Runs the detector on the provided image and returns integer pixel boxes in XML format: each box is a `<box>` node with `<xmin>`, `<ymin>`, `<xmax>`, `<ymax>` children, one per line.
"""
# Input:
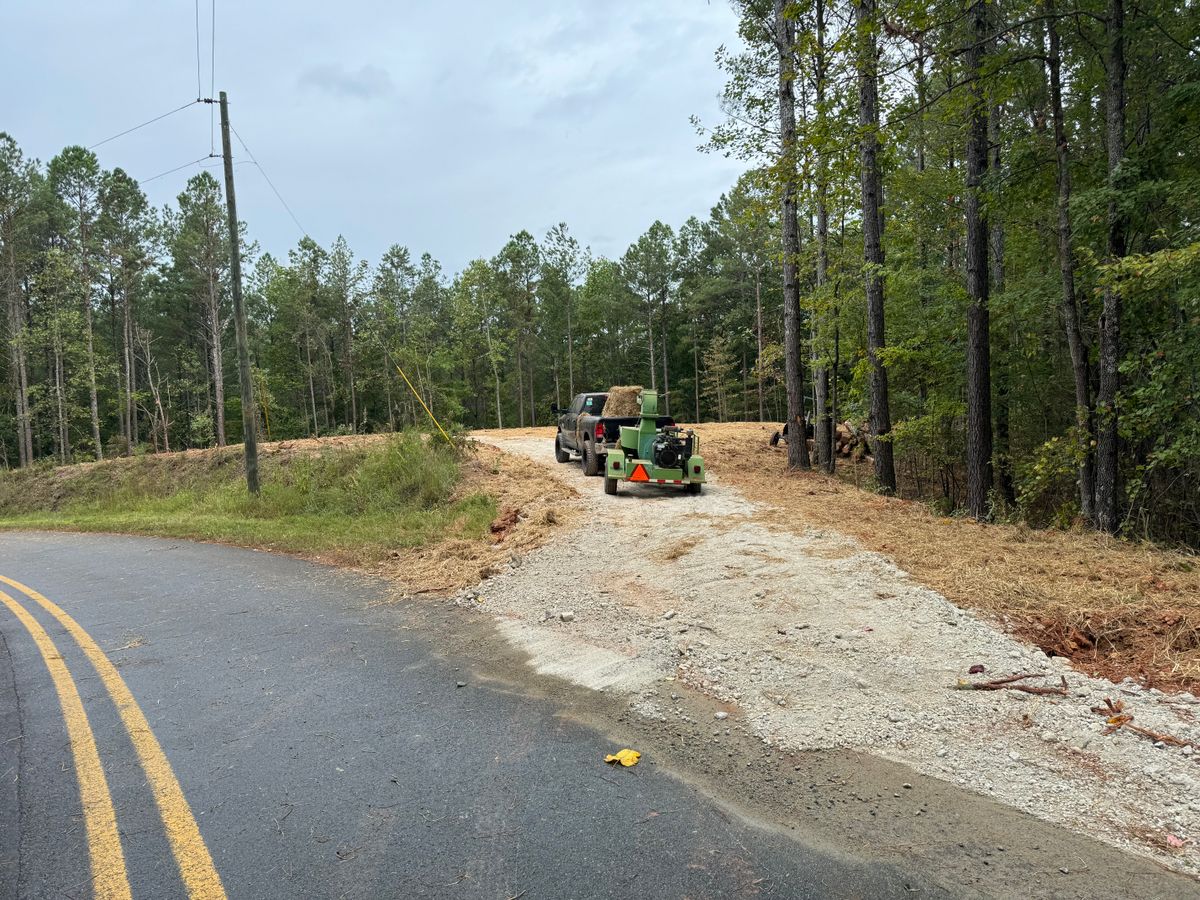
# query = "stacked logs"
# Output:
<box><xmin>834</xmin><ymin>422</ymin><xmax>868</xmax><ymax>459</ymax></box>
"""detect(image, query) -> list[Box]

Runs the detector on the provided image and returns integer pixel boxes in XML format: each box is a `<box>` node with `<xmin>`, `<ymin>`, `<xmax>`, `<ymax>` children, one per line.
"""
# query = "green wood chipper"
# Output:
<box><xmin>603</xmin><ymin>390</ymin><xmax>706</xmax><ymax>495</ymax></box>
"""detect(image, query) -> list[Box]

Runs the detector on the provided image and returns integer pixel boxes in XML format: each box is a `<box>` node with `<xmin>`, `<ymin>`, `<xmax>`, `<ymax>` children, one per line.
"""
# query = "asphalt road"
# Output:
<box><xmin>0</xmin><ymin>532</ymin><xmax>942</xmax><ymax>900</ymax></box>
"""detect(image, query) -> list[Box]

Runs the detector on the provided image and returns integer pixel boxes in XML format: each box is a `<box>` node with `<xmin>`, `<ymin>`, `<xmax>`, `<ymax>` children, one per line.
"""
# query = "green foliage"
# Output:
<box><xmin>1018</xmin><ymin>434</ymin><xmax>1085</xmax><ymax>530</ymax></box>
<box><xmin>3</xmin><ymin>0</ymin><xmax>1200</xmax><ymax>547</ymax></box>
<box><xmin>0</xmin><ymin>434</ymin><xmax>492</xmax><ymax>562</ymax></box>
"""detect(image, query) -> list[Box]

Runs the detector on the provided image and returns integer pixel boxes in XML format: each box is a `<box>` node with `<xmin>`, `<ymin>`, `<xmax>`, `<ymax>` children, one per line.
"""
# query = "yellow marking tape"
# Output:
<box><xmin>394</xmin><ymin>362</ymin><xmax>454</xmax><ymax>446</ymax></box>
<box><xmin>0</xmin><ymin>575</ymin><xmax>227</xmax><ymax>900</ymax></box>
<box><xmin>0</xmin><ymin>588</ymin><xmax>132</xmax><ymax>900</ymax></box>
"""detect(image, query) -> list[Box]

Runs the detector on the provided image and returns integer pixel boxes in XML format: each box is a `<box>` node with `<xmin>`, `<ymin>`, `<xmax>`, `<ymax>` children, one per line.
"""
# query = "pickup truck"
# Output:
<box><xmin>552</xmin><ymin>391</ymin><xmax>675</xmax><ymax>476</ymax></box>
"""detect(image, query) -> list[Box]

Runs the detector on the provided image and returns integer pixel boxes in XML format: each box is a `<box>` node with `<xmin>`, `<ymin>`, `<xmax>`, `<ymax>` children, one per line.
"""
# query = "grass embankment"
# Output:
<box><xmin>0</xmin><ymin>433</ymin><xmax>496</xmax><ymax>565</ymax></box>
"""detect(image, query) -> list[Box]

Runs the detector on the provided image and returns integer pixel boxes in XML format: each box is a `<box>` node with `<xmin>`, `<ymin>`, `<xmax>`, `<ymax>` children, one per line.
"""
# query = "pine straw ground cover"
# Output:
<box><xmin>697</xmin><ymin>422</ymin><xmax>1200</xmax><ymax>692</ymax></box>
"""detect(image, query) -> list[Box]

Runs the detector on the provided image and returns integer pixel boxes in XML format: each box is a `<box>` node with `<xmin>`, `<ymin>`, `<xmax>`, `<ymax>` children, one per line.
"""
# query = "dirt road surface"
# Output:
<box><xmin>473</xmin><ymin>427</ymin><xmax>1200</xmax><ymax>888</ymax></box>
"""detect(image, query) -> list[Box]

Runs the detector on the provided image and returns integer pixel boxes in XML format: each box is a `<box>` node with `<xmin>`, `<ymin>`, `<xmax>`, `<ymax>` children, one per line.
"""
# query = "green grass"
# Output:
<box><xmin>0</xmin><ymin>433</ymin><xmax>496</xmax><ymax>562</ymax></box>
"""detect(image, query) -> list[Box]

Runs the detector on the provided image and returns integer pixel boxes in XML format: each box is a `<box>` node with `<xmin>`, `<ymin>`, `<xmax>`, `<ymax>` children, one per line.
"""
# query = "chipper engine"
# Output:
<box><xmin>603</xmin><ymin>390</ymin><xmax>706</xmax><ymax>495</ymax></box>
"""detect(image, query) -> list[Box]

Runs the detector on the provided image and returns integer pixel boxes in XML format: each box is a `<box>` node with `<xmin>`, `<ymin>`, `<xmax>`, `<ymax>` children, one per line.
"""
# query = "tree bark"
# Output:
<box><xmin>755</xmin><ymin>271</ymin><xmax>765</xmax><ymax>421</ymax></box>
<box><xmin>775</xmin><ymin>0</ymin><xmax>810</xmax><ymax>470</ymax></box>
<box><xmin>485</xmin><ymin>319</ymin><xmax>503</xmax><ymax>428</ymax></box>
<box><xmin>207</xmin><ymin>270</ymin><xmax>226</xmax><ymax>446</ymax></box>
<box><xmin>566</xmin><ymin>300</ymin><xmax>575</xmax><ymax>397</ymax></box>
<box><xmin>990</xmin><ymin>104</ymin><xmax>1016</xmax><ymax>509</ymax></box>
<box><xmin>1046</xmin><ymin>0</ymin><xmax>1095</xmax><ymax>524</ymax></box>
<box><xmin>4</xmin><ymin>244</ymin><xmax>32</xmax><ymax>465</ymax></box>
<box><xmin>528</xmin><ymin>353</ymin><xmax>536</xmax><ymax>426</ymax></box>
<box><xmin>964</xmin><ymin>0</ymin><xmax>993</xmax><ymax>520</ymax></box>
<box><xmin>647</xmin><ymin>300</ymin><xmax>657</xmax><ymax>392</ymax></box>
<box><xmin>344</xmin><ymin>316</ymin><xmax>357</xmax><ymax>431</ymax></box>
<box><xmin>661</xmin><ymin>319</ymin><xmax>671</xmax><ymax>417</ymax></box>
<box><xmin>74</xmin><ymin>197</ymin><xmax>103</xmax><ymax>460</ymax></box>
<box><xmin>1095</xmin><ymin>0</ymin><xmax>1126</xmax><ymax>533</ymax></box>
<box><xmin>856</xmin><ymin>0</ymin><xmax>895</xmax><ymax>491</ymax></box>
<box><xmin>813</xmin><ymin>0</ymin><xmax>833</xmax><ymax>473</ymax></box>
<box><xmin>516</xmin><ymin>344</ymin><xmax>525</xmax><ymax>427</ymax></box>
<box><xmin>305</xmin><ymin>329</ymin><xmax>319</xmax><ymax>437</ymax></box>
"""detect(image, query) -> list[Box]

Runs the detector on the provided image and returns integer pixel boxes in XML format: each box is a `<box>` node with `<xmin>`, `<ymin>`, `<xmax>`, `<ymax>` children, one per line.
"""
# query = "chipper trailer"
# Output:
<box><xmin>603</xmin><ymin>390</ymin><xmax>706</xmax><ymax>495</ymax></box>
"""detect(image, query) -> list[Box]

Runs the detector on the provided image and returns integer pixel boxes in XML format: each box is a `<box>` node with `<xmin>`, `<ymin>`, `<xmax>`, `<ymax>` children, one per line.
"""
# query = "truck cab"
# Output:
<box><xmin>553</xmin><ymin>390</ymin><xmax>677</xmax><ymax>477</ymax></box>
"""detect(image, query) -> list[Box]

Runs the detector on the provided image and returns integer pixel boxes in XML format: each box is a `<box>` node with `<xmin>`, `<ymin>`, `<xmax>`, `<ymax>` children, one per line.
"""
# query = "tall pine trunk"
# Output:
<box><xmin>76</xmin><ymin>205</ymin><xmax>102</xmax><ymax>460</ymax></box>
<box><xmin>775</xmin><ymin>0</ymin><xmax>810</xmax><ymax>470</ymax></box>
<box><xmin>660</xmin><ymin>314</ymin><xmax>670</xmax><ymax>417</ymax></box>
<box><xmin>1046</xmin><ymin>0</ymin><xmax>1095</xmax><ymax>524</ymax></box>
<box><xmin>813</xmin><ymin>0</ymin><xmax>833</xmax><ymax>472</ymax></box>
<box><xmin>566</xmin><ymin>301</ymin><xmax>575</xmax><ymax>397</ymax></box>
<box><xmin>207</xmin><ymin>271</ymin><xmax>226</xmax><ymax>446</ymax></box>
<box><xmin>990</xmin><ymin>105</ymin><xmax>1016</xmax><ymax>508</ymax></box>
<box><xmin>647</xmin><ymin>300</ymin><xmax>657</xmax><ymax>392</ymax></box>
<box><xmin>485</xmin><ymin>319</ymin><xmax>503</xmax><ymax>428</ymax></box>
<box><xmin>124</xmin><ymin>279</ymin><xmax>136</xmax><ymax>448</ymax></box>
<box><xmin>755</xmin><ymin>271</ymin><xmax>765</xmax><ymax>421</ymax></box>
<box><xmin>964</xmin><ymin>0</ymin><xmax>993</xmax><ymax>519</ymax></box>
<box><xmin>1095</xmin><ymin>0</ymin><xmax>1126</xmax><ymax>533</ymax></box>
<box><xmin>5</xmin><ymin>244</ymin><xmax>32</xmax><ymax>465</ymax></box>
<box><xmin>856</xmin><ymin>0</ymin><xmax>894</xmax><ymax>491</ymax></box>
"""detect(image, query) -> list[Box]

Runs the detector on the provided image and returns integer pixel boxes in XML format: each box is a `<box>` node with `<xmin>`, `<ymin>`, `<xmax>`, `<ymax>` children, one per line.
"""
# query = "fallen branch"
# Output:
<box><xmin>1090</xmin><ymin>698</ymin><xmax>1198</xmax><ymax>749</ymax></box>
<box><xmin>953</xmin><ymin>673</ymin><xmax>1069</xmax><ymax>696</ymax></box>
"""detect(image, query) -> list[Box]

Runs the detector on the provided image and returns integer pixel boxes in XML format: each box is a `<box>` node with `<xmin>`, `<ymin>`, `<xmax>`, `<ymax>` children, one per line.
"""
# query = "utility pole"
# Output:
<box><xmin>218</xmin><ymin>91</ymin><xmax>260</xmax><ymax>494</ymax></box>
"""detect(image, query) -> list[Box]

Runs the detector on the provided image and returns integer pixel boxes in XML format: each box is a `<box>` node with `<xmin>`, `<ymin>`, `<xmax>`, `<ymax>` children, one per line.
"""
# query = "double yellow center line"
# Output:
<box><xmin>0</xmin><ymin>575</ymin><xmax>226</xmax><ymax>900</ymax></box>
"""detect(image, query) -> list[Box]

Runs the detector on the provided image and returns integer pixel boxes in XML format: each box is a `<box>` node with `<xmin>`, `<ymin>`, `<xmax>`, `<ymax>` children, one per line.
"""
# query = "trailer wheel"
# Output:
<box><xmin>686</xmin><ymin>481</ymin><xmax>703</xmax><ymax>495</ymax></box>
<box><xmin>554</xmin><ymin>435</ymin><xmax>570</xmax><ymax>463</ymax></box>
<box><xmin>604</xmin><ymin>476</ymin><xmax>618</xmax><ymax>495</ymax></box>
<box><xmin>582</xmin><ymin>439</ymin><xmax>601</xmax><ymax>476</ymax></box>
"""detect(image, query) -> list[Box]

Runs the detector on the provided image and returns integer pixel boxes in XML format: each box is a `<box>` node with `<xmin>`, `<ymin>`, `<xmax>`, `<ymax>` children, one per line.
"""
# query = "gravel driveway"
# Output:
<box><xmin>472</xmin><ymin>429</ymin><xmax>1200</xmax><ymax>881</ymax></box>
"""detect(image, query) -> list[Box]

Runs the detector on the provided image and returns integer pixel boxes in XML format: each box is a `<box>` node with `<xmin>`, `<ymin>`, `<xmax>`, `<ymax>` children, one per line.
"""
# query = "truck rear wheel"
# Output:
<box><xmin>582</xmin><ymin>439</ymin><xmax>601</xmax><ymax>476</ymax></box>
<box><xmin>554</xmin><ymin>435</ymin><xmax>570</xmax><ymax>463</ymax></box>
<box><xmin>604</xmin><ymin>476</ymin><xmax>618</xmax><ymax>495</ymax></box>
<box><xmin>686</xmin><ymin>481</ymin><xmax>702</xmax><ymax>495</ymax></box>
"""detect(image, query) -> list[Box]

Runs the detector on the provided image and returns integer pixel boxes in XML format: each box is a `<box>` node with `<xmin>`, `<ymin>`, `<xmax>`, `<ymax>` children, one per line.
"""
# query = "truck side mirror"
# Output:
<box><xmin>550</xmin><ymin>403</ymin><xmax>560</xmax><ymax>416</ymax></box>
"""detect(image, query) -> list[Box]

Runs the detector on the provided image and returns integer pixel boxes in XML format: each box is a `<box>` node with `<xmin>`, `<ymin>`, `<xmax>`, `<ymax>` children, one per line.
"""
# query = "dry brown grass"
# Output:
<box><xmin>695</xmin><ymin>422</ymin><xmax>1200</xmax><ymax>692</ymax></box>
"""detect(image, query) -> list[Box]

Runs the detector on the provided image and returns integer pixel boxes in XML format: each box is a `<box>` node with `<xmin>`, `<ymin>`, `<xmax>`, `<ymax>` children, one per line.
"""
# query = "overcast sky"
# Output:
<box><xmin>4</xmin><ymin>1</ymin><xmax>745</xmax><ymax>274</ymax></box>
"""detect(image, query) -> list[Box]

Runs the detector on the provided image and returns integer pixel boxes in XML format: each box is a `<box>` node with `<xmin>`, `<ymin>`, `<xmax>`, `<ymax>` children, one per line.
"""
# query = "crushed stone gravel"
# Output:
<box><xmin>466</xmin><ymin>432</ymin><xmax>1200</xmax><ymax>879</ymax></box>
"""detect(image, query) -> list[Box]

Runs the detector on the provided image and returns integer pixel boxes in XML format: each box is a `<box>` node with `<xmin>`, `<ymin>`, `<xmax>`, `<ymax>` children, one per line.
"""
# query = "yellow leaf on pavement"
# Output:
<box><xmin>604</xmin><ymin>748</ymin><xmax>641</xmax><ymax>767</ymax></box>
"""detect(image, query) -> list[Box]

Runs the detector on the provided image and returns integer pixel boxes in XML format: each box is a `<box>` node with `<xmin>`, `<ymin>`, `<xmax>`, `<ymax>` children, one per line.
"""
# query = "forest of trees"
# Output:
<box><xmin>2</xmin><ymin>0</ymin><xmax>1198</xmax><ymax>545</ymax></box>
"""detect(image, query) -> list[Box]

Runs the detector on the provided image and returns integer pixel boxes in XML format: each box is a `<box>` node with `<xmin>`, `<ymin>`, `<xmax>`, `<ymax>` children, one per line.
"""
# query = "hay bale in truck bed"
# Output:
<box><xmin>602</xmin><ymin>386</ymin><xmax>644</xmax><ymax>418</ymax></box>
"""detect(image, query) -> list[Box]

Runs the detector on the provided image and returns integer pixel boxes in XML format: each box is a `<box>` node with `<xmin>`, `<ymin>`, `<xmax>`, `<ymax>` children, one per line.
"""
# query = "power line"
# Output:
<box><xmin>193</xmin><ymin>0</ymin><xmax>202</xmax><ymax>99</ymax></box>
<box><xmin>88</xmin><ymin>101</ymin><xmax>199</xmax><ymax>150</ymax></box>
<box><xmin>140</xmin><ymin>154</ymin><xmax>216</xmax><ymax>184</ymax></box>
<box><xmin>230</xmin><ymin>124</ymin><xmax>309</xmax><ymax>237</ymax></box>
<box><xmin>210</xmin><ymin>0</ymin><xmax>216</xmax><ymax>154</ymax></box>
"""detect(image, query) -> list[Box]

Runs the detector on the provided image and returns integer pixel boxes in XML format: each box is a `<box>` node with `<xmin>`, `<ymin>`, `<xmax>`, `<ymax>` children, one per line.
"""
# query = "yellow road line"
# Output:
<box><xmin>0</xmin><ymin>588</ymin><xmax>132</xmax><ymax>900</ymax></box>
<box><xmin>0</xmin><ymin>575</ymin><xmax>227</xmax><ymax>900</ymax></box>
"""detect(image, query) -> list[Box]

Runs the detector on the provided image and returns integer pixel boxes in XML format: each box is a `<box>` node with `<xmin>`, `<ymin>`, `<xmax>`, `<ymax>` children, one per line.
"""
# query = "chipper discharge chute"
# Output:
<box><xmin>603</xmin><ymin>390</ymin><xmax>705</xmax><ymax>495</ymax></box>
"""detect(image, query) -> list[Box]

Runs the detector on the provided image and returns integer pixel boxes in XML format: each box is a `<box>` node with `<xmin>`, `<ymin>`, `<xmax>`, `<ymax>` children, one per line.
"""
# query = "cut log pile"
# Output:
<box><xmin>834</xmin><ymin>421</ymin><xmax>868</xmax><ymax>459</ymax></box>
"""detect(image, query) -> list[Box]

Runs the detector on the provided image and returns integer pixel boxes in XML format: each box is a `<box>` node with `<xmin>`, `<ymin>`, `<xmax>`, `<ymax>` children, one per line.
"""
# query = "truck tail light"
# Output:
<box><xmin>595</xmin><ymin>422</ymin><xmax>606</xmax><ymax>441</ymax></box>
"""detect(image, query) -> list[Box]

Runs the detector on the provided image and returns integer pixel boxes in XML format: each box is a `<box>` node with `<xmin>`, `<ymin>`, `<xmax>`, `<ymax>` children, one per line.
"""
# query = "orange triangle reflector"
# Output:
<box><xmin>630</xmin><ymin>464</ymin><xmax>650</xmax><ymax>482</ymax></box>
